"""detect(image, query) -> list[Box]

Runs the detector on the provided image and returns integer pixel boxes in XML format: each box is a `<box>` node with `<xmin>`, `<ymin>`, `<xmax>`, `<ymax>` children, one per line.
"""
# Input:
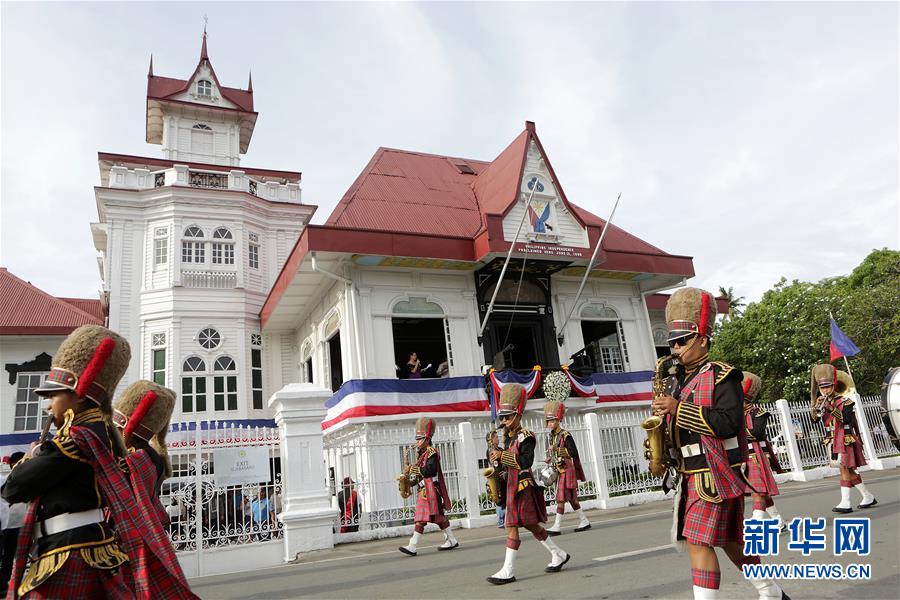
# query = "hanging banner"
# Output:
<box><xmin>489</xmin><ymin>366</ymin><xmax>543</xmax><ymax>405</ymax></box>
<box><xmin>561</xmin><ymin>367</ymin><xmax>654</xmax><ymax>403</ymax></box>
<box><xmin>213</xmin><ymin>446</ymin><xmax>271</xmax><ymax>486</ymax></box>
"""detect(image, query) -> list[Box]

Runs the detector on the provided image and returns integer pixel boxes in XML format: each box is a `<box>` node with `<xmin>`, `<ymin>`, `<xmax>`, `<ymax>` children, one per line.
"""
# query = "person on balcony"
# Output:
<box><xmin>487</xmin><ymin>383</ymin><xmax>570</xmax><ymax>585</ymax></box>
<box><xmin>398</xmin><ymin>417</ymin><xmax>458</xmax><ymax>555</ymax></box>
<box><xmin>406</xmin><ymin>352</ymin><xmax>423</xmax><ymax>379</ymax></box>
<box><xmin>651</xmin><ymin>288</ymin><xmax>787</xmax><ymax>600</ymax></box>
<box><xmin>740</xmin><ymin>372</ymin><xmax>787</xmax><ymax>532</ymax></box>
<box><xmin>543</xmin><ymin>400</ymin><xmax>591</xmax><ymax>535</ymax></box>
<box><xmin>810</xmin><ymin>363</ymin><xmax>876</xmax><ymax>512</ymax></box>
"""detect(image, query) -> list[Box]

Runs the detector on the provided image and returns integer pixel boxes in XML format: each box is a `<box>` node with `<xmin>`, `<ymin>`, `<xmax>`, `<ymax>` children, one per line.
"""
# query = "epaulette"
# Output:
<box><xmin>424</xmin><ymin>446</ymin><xmax>437</xmax><ymax>459</ymax></box>
<box><xmin>839</xmin><ymin>395</ymin><xmax>855</xmax><ymax>408</ymax></box>
<box><xmin>51</xmin><ymin>409</ymin><xmax>90</xmax><ymax>464</ymax></box>
<box><xmin>754</xmin><ymin>406</ymin><xmax>770</xmax><ymax>417</ymax></box>
<box><xmin>518</xmin><ymin>427</ymin><xmax>534</xmax><ymax>439</ymax></box>
<box><xmin>711</xmin><ymin>361</ymin><xmax>736</xmax><ymax>384</ymax></box>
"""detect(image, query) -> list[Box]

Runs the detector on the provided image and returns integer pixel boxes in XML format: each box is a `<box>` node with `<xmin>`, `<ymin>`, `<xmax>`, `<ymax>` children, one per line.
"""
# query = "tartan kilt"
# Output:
<box><xmin>505</xmin><ymin>484</ymin><xmax>547</xmax><ymax>527</ymax></box>
<box><xmin>835</xmin><ymin>439</ymin><xmax>867</xmax><ymax>469</ymax></box>
<box><xmin>680</xmin><ymin>474</ymin><xmax>744</xmax><ymax>547</ymax></box>
<box><xmin>746</xmin><ymin>450</ymin><xmax>779</xmax><ymax>497</ymax></box>
<box><xmin>20</xmin><ymin>552</ymin><xmax>133</xmax><ymax>600</ymax></box>
<box><xmin>554</xmin><ymin>463</ymin><xmax>578</xmax><ymax>504</ymax></box>
<box><xmin>413</xmin><ymin>483</ymin><xmax>445</xmax><ymax>523</ymax></box>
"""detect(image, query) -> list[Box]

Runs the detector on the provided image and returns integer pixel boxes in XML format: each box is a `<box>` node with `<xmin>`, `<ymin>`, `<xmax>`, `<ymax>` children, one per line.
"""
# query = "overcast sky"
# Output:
<box><xmin>2</xmin><ymin>2</ymin><xmax>897</xmax><ymax>305</ymax></box>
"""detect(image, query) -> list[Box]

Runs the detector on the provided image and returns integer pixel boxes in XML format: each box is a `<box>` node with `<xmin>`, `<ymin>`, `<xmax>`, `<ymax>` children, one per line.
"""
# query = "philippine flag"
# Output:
<box><xmin>830</xmin><ymin>318</ymin><xmax>860</xmax><ymax>362</ymax></box>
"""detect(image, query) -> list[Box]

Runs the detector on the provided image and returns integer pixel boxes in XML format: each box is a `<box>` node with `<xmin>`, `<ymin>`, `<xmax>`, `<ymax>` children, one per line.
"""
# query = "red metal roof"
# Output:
<box><xmin>0</xmin><ymin>269</ymin><xmax>104</xmax><ymax>335</ymax></box>
<box><xmin>146</xmin><ymin>33</ymin><xmax>254</xmax><ymax>113</ymax></box>
<box><xmin>324</xmin><ymin>122</ymin><xmax>683</xmax><ymax>259</ymax></box>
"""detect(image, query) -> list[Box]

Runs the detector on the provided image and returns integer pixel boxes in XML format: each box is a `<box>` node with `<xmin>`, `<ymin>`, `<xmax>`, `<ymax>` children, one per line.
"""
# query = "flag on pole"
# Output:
<box><xmin>830</xmin><ymin>318</ymin><xmax>860</xmax><ymax>362</ymax></box>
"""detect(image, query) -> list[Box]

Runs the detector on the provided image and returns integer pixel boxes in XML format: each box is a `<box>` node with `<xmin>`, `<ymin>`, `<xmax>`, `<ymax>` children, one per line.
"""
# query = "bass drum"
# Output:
<box><xmin>880</xmin><ymin>367</ymin><xmax>900</xmax><ymax>452</ymax></box>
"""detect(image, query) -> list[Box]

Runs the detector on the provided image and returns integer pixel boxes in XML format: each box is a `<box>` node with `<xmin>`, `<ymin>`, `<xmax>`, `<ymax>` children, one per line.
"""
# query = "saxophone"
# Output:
<box><xmin>642</xmin><ymin>354</ymin><xmax>678</xmax><ymax>478</ymax></box>
<box><xmin>397</xmin><ymin>445</ymin><xmax>414</xmax><ymax>499</ymax></box>
<box><xmin>482</xmin><ymin>429</ymin><xmax>505</xmax><ymax>505</ymax></box>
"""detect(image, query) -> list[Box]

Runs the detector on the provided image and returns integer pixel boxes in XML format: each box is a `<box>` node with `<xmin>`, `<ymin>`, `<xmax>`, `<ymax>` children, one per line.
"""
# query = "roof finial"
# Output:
<box><xmin>200</xmin><ymin>16</ymin><xmax>209</xmax><ymax>61</ymax></box>
<box><xmin>247</xmin><ymin>71</ymin><xmax>253</xmax><ymax>93</ymax></box>
<box><xmin>148</xmin><ymin>54</ymin><xmax>154</xmax><ymax>77</ymax></box>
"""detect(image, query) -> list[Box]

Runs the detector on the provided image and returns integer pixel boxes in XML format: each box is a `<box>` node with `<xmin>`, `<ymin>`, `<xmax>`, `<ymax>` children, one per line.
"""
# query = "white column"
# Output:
<box><xmin>457</xmin><ymin>422</ymin><xmax>482</xmax><ymax>526</ymax></box>
<box><xmin>774</xmin><ymin>399</ymin><xmax>806</xmax><ymax>481</ymax></box>
<box><xmin>269</xmin><ymin>383</ymin><xmax>338</xmax><ymax>562</ymax></box>
<box><xmin>852</xmin><ymin>394</ymin><xmax>884</xmax><ymax>469</ymax></box>
<box><xmin>583</xmin><ymin>412</ymin><xmax>611</xmax><ymax>506</ymax></box>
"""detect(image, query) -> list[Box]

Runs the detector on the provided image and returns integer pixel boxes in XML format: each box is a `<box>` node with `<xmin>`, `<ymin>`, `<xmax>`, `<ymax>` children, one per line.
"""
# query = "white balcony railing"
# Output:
<box><xmin>108</xmin><ymin>165</ymin><xmax>301</xmax><ymax>203</ymax></box>
<box><xmin>182</xmin><ymin>270</ymin><xmax>236</xmax><ymax>289</ymax></box>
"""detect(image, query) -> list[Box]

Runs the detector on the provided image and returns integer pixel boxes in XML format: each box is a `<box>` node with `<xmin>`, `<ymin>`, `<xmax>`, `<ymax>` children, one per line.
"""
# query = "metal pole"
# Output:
<box><xmin>557</xmin><ymin>193</ymin><xmax>622</xmax><ymax>345</ymax></box>
<box><xmin>478</xmin><ymin>175</ymin><xmax>543</xmax><ymax>337</ymax></box>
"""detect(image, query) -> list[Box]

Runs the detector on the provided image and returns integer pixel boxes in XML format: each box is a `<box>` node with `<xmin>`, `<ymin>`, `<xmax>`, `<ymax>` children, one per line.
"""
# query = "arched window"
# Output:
<box><xmin>192</xmin><ymin>123</ymin><xmax>212</xmax><ymax>130</ymax></box>
<box><xmin>213</xmin><ymin>355</ymin><xmax>237</xmax><ymax>411</ymax></box>
<box><xmin>197</xmin><ymin>80</ymin><xmax>212</xmax><ymax>97</ymax></box>
<box><xmin>182</xmin><ymin>226</ymin><xmax>205</xmax><ymax>264</ymax></box>
<box><xmin>580</xmin><ymin>303</ymin><xmax>628</xmax><ymax>373</ymax></box>
<box><xmin>181</xmin><ymin>357</ymin><xmax>207</xmax><ymax>413</ymax></box>
<box><xmin>391</xmin><ymin>297</ymin><xmax>450</xmax><ymax>380</ymax></box>
<box><xmin>197</xmin><ymin>327</ymin><xmax>222</xmax><ymax>350</ymax></box>
<box><xmin>211</xmin><ymin>227</ymin><xmax>234</xmax><ymax>265</ymax></box>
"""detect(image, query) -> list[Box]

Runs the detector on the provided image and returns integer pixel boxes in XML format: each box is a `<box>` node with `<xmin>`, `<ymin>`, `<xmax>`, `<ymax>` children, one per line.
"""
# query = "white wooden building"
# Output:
<box><xmin>92</xmin><ymin>33</ymin><xmax>313</xmax><ymax>423</ymax></box>
<box><xmin>261</xmin><ymin>122</ymin><xmax>695</xmax><ymax>394</ymax></box>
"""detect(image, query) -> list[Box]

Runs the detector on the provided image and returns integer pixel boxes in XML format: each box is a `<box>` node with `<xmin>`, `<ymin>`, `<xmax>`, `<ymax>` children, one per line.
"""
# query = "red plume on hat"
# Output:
<box><xmin>124</xmin><ymin>390</ymin><xmax>158</xmax><ymax>441</ymax></box>
<box><xmin>698</xmin><ymin>292</ymin><xmax>711</xmax><ymax>337</ymax></box>
<box><xmin>75</xmin><ymin>337</ymin><xmax>117</xmax><ymax>400</ymax></box>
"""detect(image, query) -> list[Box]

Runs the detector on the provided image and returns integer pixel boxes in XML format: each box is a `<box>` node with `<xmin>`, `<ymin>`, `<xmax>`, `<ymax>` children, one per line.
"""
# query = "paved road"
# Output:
<box><xmin>191</xmin><ymin>471</ymin><xmax>899</xmax><ymax>599</ymax></box>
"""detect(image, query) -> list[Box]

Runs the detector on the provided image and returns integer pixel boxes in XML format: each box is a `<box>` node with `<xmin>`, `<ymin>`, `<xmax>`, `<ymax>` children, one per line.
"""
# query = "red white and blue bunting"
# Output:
<box><xmin>561</xmin><ymin>366</ymin><xmax>653</xmax><ymax>403</ymax></box>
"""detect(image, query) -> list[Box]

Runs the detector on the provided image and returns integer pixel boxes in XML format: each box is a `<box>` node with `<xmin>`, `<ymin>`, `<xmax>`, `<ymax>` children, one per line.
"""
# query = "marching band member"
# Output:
<box><xmin>398</xmin><ymin>417</ymin><xmax>458</xmax><ymax>555</ymax></box>
<box><xmin>487</xmin><ymin>384</ymin><xmax>569</xmax><ymax>585</ymax></box>
<box><xmin>1</xmin><ymin>325</ymin><xmax>134</xmax><ymax>599</ymax></box>
<box><xmin>111</xmin><ymin>381</ymin><xmax>195</xmax><ymax>598</ymax></box>
<box><xmin>543</xmin><ymin>400</ymin><xmax>590</xmax><ymax>535</ymax></box>
<box><xmin>651</xmin><ymin>289</ymin><xmax>787</xmax><ymax>600</ymax></box>
<box><xmin>810</xmin><ymin>364</ymin><xmax>877</xmax><ymax>512</ymax></box>
<box><xmin>741</xmin><ymin>372</ymin><xmax>786</xmax><ymax>530</ymax></box>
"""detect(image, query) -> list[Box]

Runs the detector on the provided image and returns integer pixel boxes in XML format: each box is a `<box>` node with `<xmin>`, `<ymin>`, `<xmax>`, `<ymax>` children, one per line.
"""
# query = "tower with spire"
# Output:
<box><xmin>91</xmin><ymin>30</ymin><xmax>314</xmax><ymax>423</ymax></box>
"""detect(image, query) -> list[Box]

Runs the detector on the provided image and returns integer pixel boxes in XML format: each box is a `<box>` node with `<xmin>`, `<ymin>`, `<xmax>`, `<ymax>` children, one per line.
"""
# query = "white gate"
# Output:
<box><xmin>163</xmin><ymin>421</ymin><xmax>283</xmax><ymax>577</ymax></box>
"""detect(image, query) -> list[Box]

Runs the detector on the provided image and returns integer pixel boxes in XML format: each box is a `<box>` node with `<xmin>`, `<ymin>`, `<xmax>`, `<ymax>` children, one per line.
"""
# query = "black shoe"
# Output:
<box><xmin>487</xmin><ymin>576</ymin><xmax>516</xmax><ymax>585</ymax></box>
<box><xmin>574</xmin><ymin>523</ymin><xmax>592</xmax><ymax>533</ymax></box>
<box><xmin>857</xmin><ymin>498</ymin><xmax>877</xmax><ymax>509</ymax></box>
<box><xmin>547</xmin><ymin>530</ymin><xmax>562</xmax><ymax>537</ymax></box>
<box><xmin>437</xmin><ymin>541</ymin><xmax>459</xmax><ymax>551</ymax></box>
<box><xmin>398</xmin><ymin>546</ymin><xmax>417</xmax><ymax>556</ymax></box>
<box><xmin>545</xmin><ymin>553</ymin><xmax>571</xmax><ymax>573</ymax></box>
<box><xmin>832</xmin><ymin>506</ymin><xmax>853</xmax><ymax>514</ymax></box>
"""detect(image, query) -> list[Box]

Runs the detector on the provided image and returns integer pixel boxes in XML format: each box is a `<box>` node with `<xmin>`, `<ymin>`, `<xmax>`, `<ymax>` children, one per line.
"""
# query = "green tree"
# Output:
<box><xmin>711</xmin><ymin>249</ymin><xmax>900</xmax><ymax>401</ymax></box>
<box><xmin>717</xmin><ymin>286</ymin><xmax>746</xmax><ymax>321</ymax></box>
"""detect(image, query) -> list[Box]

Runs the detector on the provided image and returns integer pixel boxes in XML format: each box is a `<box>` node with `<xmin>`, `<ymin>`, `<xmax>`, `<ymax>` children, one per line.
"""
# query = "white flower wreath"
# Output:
<box><xmin>542</xmin><ymin>370</ymin><xmax>572</xmax><ymax>403</ymax></box>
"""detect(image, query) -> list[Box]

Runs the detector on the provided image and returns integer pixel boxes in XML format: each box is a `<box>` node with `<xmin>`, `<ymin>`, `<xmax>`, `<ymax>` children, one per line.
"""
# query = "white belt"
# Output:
<box><xmin>680</xmin><ymin>436</ymin><xmax>739</xmax><ymax>458</ymax></box>
<box><xmin>37</xmin><ymin>508</ymin><xmax>104</xmax><ymax>539</ymax></box>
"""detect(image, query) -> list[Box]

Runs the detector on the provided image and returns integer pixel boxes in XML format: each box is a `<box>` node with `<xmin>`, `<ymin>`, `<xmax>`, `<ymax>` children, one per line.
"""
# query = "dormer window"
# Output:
<box><xmin>197</xmin><ymin>80</ymin><xmax>212</xmax><ymax>97</ymax></box>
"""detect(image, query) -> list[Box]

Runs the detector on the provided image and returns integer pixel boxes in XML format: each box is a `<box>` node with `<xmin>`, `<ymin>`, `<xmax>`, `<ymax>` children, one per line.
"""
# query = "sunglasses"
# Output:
<box><xmin>499</xmin><ymin>414</ymin><xmax>516</xmax><ymax>421</ymax></box>
<box><xmin>668</xmin><ymin>334</ymin><xmax>698</xmax><ymax>348</ymax></box>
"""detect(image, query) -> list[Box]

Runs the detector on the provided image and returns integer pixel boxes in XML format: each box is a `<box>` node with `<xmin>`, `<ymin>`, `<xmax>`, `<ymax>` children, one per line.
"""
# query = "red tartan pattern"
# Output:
<box><xmin>69</xmin><ymin>426</ymin><xmax>197</xmax><ymax>600</ymax></box>
<box><xmin>18</xmin><ymin>553</ymin><xmax>132</xmax><ymax>600</ymax></box>
<box><xmin>555</xmin><ymin>484</ymin><xmax>579</xmax><ymax>505</ymax></box>
<box><xmin>6</xmin><ymin>502</ymin><xmax>38</xmax><ymax>600</ymax></box>
<box><xmin>680</xmin><ymin>365</ymin><xmax>747</xmax><ymax>500</ymax></box>
<box><xmin>413</xmin><ymin>480</ymin><xmax>446</xmax><ymax>523</ymax></box>
<box><xmin>691</xmin><ymin>568</ymin><xmax>721</xmax><ymax>590</ymax></box>
<box><xmin>504</xmin><ymin>485</ymin><xmax>547</xmax><ymax>527</ymax></box>
<box><xmin>746</xmin><ymin>450</ymin><xmax>780</xmax><ymax>496</ymax></box>
<box><xmin>823</xmin><ymin>398</ymin><xmax>868</xmax><ymax>468</ymax></box>
<box><xmin>680</xmin><ymin>474</ymin><xmax>744</xmax><ymax>547</ymax></box>
<box><xmin>126</xmin><ymin>451</ymin><xmax>169</xmax><ymax>526</ymax></box>
<box><xmin>503</xmin><ymin>432</ymin><xmax>547</xmax><ymax>527</ymax></box>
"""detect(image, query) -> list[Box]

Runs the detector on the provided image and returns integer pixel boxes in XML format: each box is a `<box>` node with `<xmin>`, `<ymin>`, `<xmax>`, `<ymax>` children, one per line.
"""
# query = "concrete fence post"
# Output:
<box><xmin>583</xmin><ymin>412</ymin><xmax>611</xmax><ymax>507</ymax></box>
<box><xmin>774</xmin><ymin>399</ymin><xmax>807</xmax><ymax>481</ymax></box>
<box><xmin>457</xmin><ymin>421</ymin><xmax>483</xmax><ymax>526</ymax></box>
<box><xmin>270</xmin><ymin>383</ymin><xmax>339</xmax><ymax>562</ymax></box>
